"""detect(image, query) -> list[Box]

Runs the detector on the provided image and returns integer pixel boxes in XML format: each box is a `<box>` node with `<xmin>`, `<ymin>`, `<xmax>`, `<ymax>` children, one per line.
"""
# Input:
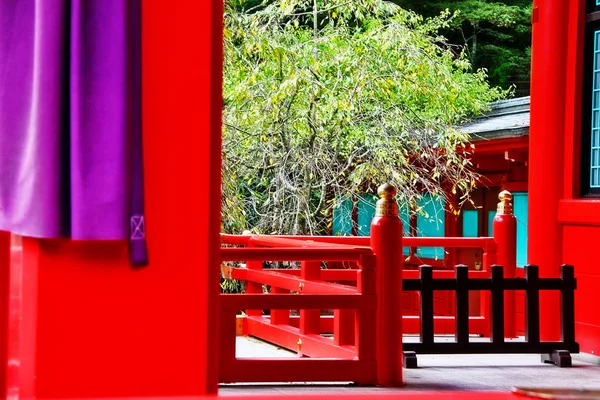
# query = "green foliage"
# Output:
<box><xmin>222</xmin><ymin>0</ymin><xmax>509</xmax><ymax>235</ymax></box>
<box><xmin>392</xmin><ymin>0</ymin><xmax>532</xmax><ymax>93</ymax></box>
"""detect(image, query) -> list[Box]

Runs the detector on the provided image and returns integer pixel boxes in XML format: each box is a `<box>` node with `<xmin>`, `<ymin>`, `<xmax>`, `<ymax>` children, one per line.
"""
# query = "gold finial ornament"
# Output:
<box><xmin>375</xmin><ymin>183</ymin><xmax>399</xmax><ymax>217</ymax></box>
<box><xmin>297</xmin><ymin>338</ymin><xmax>303</xmax><ymax>352</ymax></box>
<box><xmin>497</xmin><ymin>190</ymin><xmax>513</xmax><ymax>215</ymax></box>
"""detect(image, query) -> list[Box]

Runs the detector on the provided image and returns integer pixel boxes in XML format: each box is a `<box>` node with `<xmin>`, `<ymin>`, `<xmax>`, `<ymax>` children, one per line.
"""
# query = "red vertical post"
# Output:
<box><xmin>493</xmin><ymin>191</ymin><xmax>517</xmax><ymax>338</ymax></box>
<box><xmin>270</xmin><ymin>286</ymin><xmax>289</xmax><ymax>325</ymax></box>
<box><xmin>300</xmin><ymin>261</ymin><xmax>321</xmax><ymax>336</ymax></box>
<box><xmin>246</xmin><ymin>237</ymin><xmax>263</xmax><ymax>318</ymax></box>
<box><xmin>355</xmin><ymin>253</ymin><xmax>377</xmax><ymax>385</ymax></box>
<box><xmin>0</xmin><ymin>231</ymin><xmax>9</xmax><ymax>398</ymax></box>
<box><xmin>370</xmin><ymin>183</ymin><xmax>403</xmax><ymax>386</ymax></box>
<box><xmin>529</xmin><ymin>0</ymin><xmax>569</xmax><ymax>341</ymax></box>
<box><xmin>479</xmin><ymin>246</ymin><xmax>495</xmax><ymax>337</ymax></box>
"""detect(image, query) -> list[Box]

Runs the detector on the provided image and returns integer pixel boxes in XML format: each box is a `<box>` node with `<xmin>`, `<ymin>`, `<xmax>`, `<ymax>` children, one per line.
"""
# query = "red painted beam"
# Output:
<box><xmin>402</xmin><ymin>270</ymin><xmax>489</xmax><ymax>279</ymax></box>
<box><xmin>403</xmin><ymin>316</ymin><xmax>488</xmax><ymax>335</ymax></box>
<box><xmin>220</xmin><ymin>358</ymin><xmax>377</xmax><ymax>384</ymax></box>
<box><xmin>221</xmin><ymin>294</ymin><xmax>376</xmax><ymax>311</ymax></box>
<box><xmin>248</xmin><ymin>236</ymin><xmax>371</xmax><ymax>250</ymax></box>
<box><xmin>226</xmin><ymin>267</ymin><xmax>490</xmax><ymax>282</ymax></box>
<box><xmin>241</xmin><ymin>269</ymin><xmax>358</xmax><ymax>294</ymax></box>
<box><xmin>221</xmin><ymin>235</ymin><xmax>496</xmax><ymax>251</ymax></box>
<box><xmin>220</xmin><ymin>247</ymin><xmax>370</xmax><ymax>262</ymax></box>
<box><xmin>253</xmin><ymin>269</ymin><xmax>360</xmax><ymax>282</ymax></box>
<box><xmin>245</xmin><ymin>317</ymin><xmax>356</xmax><ymax>358</ymax></box>
<box><xmin>283</xmin><ymin>315</ymin><xmax>488</xmax><ymax>335</ymax></box>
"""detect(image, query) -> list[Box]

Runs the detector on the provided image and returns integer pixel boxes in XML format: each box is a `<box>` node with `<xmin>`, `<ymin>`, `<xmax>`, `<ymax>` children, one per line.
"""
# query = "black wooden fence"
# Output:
<box><xmin>402</xmin><ymin>264</ymin><xmax>579</xmax><ymax>368</ymax></box>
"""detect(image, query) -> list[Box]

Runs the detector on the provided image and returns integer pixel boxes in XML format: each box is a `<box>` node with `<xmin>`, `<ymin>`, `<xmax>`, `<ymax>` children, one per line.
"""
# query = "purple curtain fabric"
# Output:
<box><xmin>0</xmin><ymin>0</ymin><xmax>147</xmax><ymax>266</ymax></box>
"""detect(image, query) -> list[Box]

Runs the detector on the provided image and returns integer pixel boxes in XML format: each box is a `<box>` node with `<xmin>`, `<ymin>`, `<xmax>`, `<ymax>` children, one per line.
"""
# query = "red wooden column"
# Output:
<box><xmin>493</xmin><ymin>191</ymin><xmax>517</xmax><ymax>338</ymax></box>
<box><xmin>370</xmin><ymin>184</ymin><xmax>403</xmax><ymax>386</ymax></box>
<box><xmin>0</xmin><ymin>232</ymin><xmax>9</xmax><ymax>398</ymax></box>
<box><xmin>8</xmin><ymin>1</ymin><xmax>224</xmax><ymax>397</ymax></box>
<box><xmin>529</xmin><ymin>0</ymin><xmax>570</xmax><ymax>341</ymax></box>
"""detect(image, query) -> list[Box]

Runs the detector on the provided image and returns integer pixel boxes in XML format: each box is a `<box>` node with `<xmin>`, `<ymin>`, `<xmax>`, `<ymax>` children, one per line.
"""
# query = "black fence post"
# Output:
<box><xmin>525</xmin><ymin>265</ymin><xmax>540</xmax><ymax>345</ymax></box>
<box><xmin>419</xmin><ymin>265</ymin><xmax>434</xmax><ymax>345</ymax></box>
<box><xmin>560</xmin><ymin>265</ymin><xmax>576</xmax><ymax>345</ymax></box>
<box><xmin>455</xmin><ymin>265</ymin><xmax>469</xmax><ymax>345</ymax></box>
<box><xmin>491</xmin><ymin>265</ymin><xmax>505</xmax><ymax>344</ymax></box>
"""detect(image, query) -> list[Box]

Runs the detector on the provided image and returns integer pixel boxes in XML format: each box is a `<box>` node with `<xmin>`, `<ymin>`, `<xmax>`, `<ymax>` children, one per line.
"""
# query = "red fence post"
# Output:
<box><xmin>300</xmin><ymin>261</ymin><xmax>321</xmax><ymax>350</ymax></box>
<box><xmin>0</xmin><ymin>232</ymin><xmax>9</xmax><ymax>398</ymax></box>
<box><xmin>370</xmin><ymin>184</ymin><xmax>403</xmax><ymax>386</ymax></box>
<box><xmin>355</xmin><ymin>253</ymin><xmax>377</xmax><ymax>384</ymax></box>
<box><xmin>245</xmin><ymin>236</ymin><xmax>263</xmax><ymax>318</ymax></box>
<box><xmin>493</xmin><ymin>191</ymin><xmax>517</xmax><ymax>338</ymax></box>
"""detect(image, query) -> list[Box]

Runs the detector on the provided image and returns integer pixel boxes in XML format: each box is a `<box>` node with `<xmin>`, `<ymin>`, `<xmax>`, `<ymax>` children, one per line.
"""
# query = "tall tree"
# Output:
<box><xmin>221</xmin><ymin>0</ymin><xmax>508</xmax><ymax>235</ymax></box>
<box><xmin>389</xmin><ymin>0</ymin><xmax>532</xmax><ymax>94</ymax></box>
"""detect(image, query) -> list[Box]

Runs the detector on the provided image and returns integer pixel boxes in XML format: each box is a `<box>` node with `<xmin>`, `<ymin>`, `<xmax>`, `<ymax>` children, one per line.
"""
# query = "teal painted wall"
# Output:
<box><xmin>416</xmin><ymin>194</ymin><xmax>445</xmax><ymax>259</ymax></box>
<box><xmin>514</xmin><ymin>192</ymin><xmax>528</xmax><ymax>268</ymax></box>
<box><xmin>357</xmin><ymin>194</ymin><xmax>377</xmax><ymax>236</ymax></box>
<box><xmin>462</xmin><ymin>210</ymin><xmax>479</xmax><ymax>237</ymax></box>
<box><xmin>332</xmin><ymin>197</ymin><xmax>353</xmax><ymax>236</ymax></box>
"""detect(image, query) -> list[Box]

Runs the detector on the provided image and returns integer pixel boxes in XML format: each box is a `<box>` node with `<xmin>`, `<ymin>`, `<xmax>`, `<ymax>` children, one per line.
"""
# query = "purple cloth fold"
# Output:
<box><xmin>0</xmin><ymin>0</ymin><xmax>147</xmax><ymax>265</ymax></box>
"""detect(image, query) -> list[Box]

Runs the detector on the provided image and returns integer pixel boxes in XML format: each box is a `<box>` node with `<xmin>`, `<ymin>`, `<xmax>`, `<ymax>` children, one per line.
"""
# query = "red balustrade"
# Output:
<box><xmin>219</xmin><ymin>187</ymin><xmax>517</xmax><ymax>385</ymax></box>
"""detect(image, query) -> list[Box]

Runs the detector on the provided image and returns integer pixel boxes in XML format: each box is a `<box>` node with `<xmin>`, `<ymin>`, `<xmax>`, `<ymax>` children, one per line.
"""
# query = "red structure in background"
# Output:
<box><xmin>0</xmin><ymin>0</ymin><xmax>597</xmax><ymax>398</ymax></box>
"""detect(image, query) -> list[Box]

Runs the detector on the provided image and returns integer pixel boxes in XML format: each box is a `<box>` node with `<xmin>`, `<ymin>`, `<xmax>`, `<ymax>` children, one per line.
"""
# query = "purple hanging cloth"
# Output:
<box><xmin>0</xmin><ymin>0</ymin><xmax>148</xmax><ymax>266</ymax></box>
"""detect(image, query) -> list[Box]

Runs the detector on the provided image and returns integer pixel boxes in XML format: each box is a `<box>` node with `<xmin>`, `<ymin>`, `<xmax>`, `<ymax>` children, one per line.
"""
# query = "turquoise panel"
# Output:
<box><xmin>416</xmin><ymin>194</ymin><xmax>445</xmax><ymax>259</ymax></box>
<box><xmin>488</xmin><ymin>211</ymin><xmax>495</xmax><ymax>237</ymax></box>
<box><xmin>399</xmin><ymin>202</ymin><xmax>411</xmax><ymax>256</ymax></box>
<box><xmin>357</xmin><ymin>194</ymin><xmax>377</xmax><ymax>236</ymax></box>
<box><xmin>591</xmin><ymin>31</ymin><xmax>600</xmax><ymax>188</ymax></box>
<box><xmin>514</xmin><ymin>192</ymin><xmax>529</xmax><ymax>268</ymax></box>
<box><xmin>462</xmin><ymin>210</ymin><xmax>479</xmax><ymax>238</ymax></box>
<box><xmin>332</xmin><ymin>197</ymin><xmax>353</xmax><ymax>236</ymax></box>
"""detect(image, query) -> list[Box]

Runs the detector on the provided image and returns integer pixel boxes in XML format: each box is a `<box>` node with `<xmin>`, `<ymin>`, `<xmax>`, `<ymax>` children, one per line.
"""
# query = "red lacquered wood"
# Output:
<box><xmin>245</xmin><ymin>254</ymin><xmax>263</xmax><ymax>317</ymax></box>
<box><xmin>222</xmin><ymin>235</ymin><xmax>495</xmax><ymax>250</ymax></box>
<box><xmin>221</xmin><ymin>247</ymin><xmax>370</xmax><ymax>261</ymax></box>
<box><xmin>402</xmin><ymin>316</ymin><xmax>488</xmax><ymax>336</ymax></box>
<box><xmin>221</xmin><ymin>294</ymin><xmax>376</xmax><ymax>311</ymax></box>
<box><xmin>282</xmin><ymin>315</ymin><xmax>488</xmax><ymax>336</ymax></box>
<box><xmin>494</xmin><ymin>213</ymin><xmax>517</xmax><ymax>338</ymax></box>
<box><xmin>301</xmin><ymin>261</ymin><xmax>322</xmax><ymax>339</ymax></box>
<box><xmin>370</xmin><ymin>212</ymin><xmax>404</xmax><ymax>386</ymax></box>
<box><xmin>558</xmin><ymin>199</ymin><xmax>600</xmax><ymax>225</ymax></box>
<box><xmin>0</xmin><ymin>232</ymin><xmax>9</xmax><ymax>398</ymax></box>
<box><xmin>243</xmin><ymin>269</ymin><xmax>358</xmax><ymax>294</ymax></box>
<box><xmin>220</xmin><ymin>358</ymin><xmax>377</xmax><ymax>384</ymax></box>
<box><xmin>246</xmin><ymin>317</ymin><xmax>356</xmax><ymax>359</ymax></box>
<box><xmin>10</xmin><ymin>2</ymin><xmax>225</xmax><ymax>397</ymax></box>
<box><xmin>249</xmin><ymin>235</ymin><xmax>370</xmax><ymax>249</ymax></box>
<box><xmin>220</xmin><ymin>309</ymin><xmax>237</xmax><ymax>365</ymax></box>
<box><xmin>402</xmin><ymin>270</ymin><xmax>488</xmax><ymax>279</ymax></box>
<box><xmin>334</xmin><ymin>310</ymin><xmax>355</xmax><ymax>346</ymax></box>
<box><xmin>529</xmin><ymin>0</ymin><xmax>570</xmax><ymax>342</ymax></box>
<box><xmin>271</xmin><ymin>286</ymin><xmax>290</xmax><ymax>325</ymax></box>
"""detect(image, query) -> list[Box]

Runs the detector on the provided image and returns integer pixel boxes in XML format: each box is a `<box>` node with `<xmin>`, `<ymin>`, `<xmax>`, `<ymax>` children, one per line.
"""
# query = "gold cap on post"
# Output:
<box><xmin>375</xmin><ymin>183</ymin><xmax>398</xmax><ymax>217</ymax></box>
<box><xmin>497</xmin><ymin>190</ymin><xmax>513</xmax><ymax>215</ymax></box>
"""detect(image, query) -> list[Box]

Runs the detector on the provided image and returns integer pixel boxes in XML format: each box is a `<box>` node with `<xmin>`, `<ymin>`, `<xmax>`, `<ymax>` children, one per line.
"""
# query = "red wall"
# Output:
<box><xmin>561</xmin><ymin>224</ymin><xmax>600</xmax><ymax>355</ymax></box>
<box><xmin>6</xmin><ymin>1</ymin><xmax>224</xmax><ymax>397</ymax></box>
<box><xmin>535</xmin><ymin>0</ymin><xmax>600</xmax><ymax>354</ymax></box>
<box><xmin>560</xmin><ymin>0</ymin><xmax>600</xmax><ymax>355</ymax></box>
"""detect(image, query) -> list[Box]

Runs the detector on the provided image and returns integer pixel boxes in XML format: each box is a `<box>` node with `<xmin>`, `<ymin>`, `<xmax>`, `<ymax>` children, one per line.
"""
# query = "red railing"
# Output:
<box><xmin>220</xmin><ymin>244</ymin><xmax>377</xmax><ymax>384</ymax></box>
<box><xmin>222</xmin><ymin>235</ymin><xmax>497</xmax><ymax>337</ymax></box>
<box><xmin>219</xmin><ymin>188</ymin><xmax>517</xmax><ymax>385</ymax></box>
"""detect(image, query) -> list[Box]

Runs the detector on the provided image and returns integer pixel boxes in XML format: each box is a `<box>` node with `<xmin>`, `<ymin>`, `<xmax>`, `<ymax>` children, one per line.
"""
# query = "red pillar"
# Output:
<box><xmin>493</xmin><ymin>191</ymin><xmax>516</xmax><ymax>338</ymax></box>
<box><xmin>370</xmin><ymin>184</ymin><xmax>403</xmax><ymax>386</ymax></box>
<box><xmin>7</xmin><ymin>1</ymin><xmax>224</xmax><ymax>397</ymax></box>
<box><xmin>529</xmin><ymin>0</ymin><xmax>569</xmax><ymax>341</ymax></box>
<box><xmin>0</xmin><ymin>232</ymin><xmax>9</xmax><ymax>398</ymax></box>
